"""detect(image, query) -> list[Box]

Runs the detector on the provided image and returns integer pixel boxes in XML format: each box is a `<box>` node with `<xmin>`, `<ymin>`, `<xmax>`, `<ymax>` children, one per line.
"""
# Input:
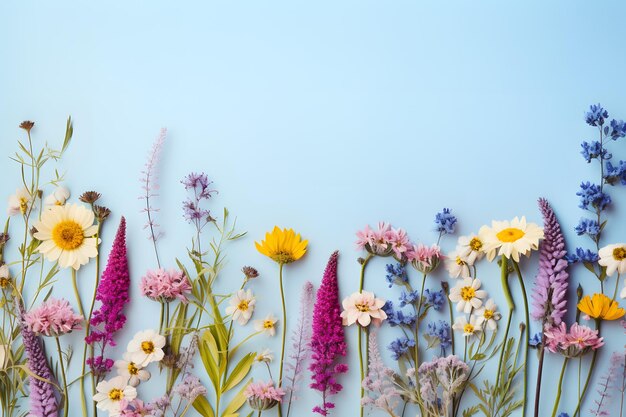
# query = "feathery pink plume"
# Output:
<box><xmin>140</xmin><ymin>128</ymin><xmax>167</xmax><ymax>243</ymax></box>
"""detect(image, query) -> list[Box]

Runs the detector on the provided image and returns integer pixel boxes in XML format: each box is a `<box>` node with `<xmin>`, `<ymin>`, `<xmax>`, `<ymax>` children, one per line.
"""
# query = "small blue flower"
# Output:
<box><xmin>529</xmin><ymin>332</ymin><xmax>542</xmax><ymax>348</ymax></box>
<box><xmin>557</xmin><ymin>413</ymin><xmax>570</xmax><ymax>417</ymax></box>
<box><xmin>585</xmin><ymin>103</ymin><xmax>608</xmax><ymax>127</ymax></box>
<box><xmin>566</xmin><ymin>247</ymin><xmax>599</xmax><ymax>264</ymax></box>
<box><xmin>605</xmin><ymin>160</ymin><xmax>626</xmax><ymax>185</ymax></box>
<box><xmin>385</xmin><ymin>263</ymin><xmax>408</xmax><ymax>288</ymax></box>
<box><xmin>424</xmin><ymin>289</ymin><xmax>445</xmax><ymax>311</ymax></box>
<box><xmin>388</xmin><ymin>337</ymin><xmax>416</xmax><ymax>360</ymax></box>
<box><xmin>580</xmin><ymin>141</ymin><xmax>611</xmax><ymax>163</ymax></box>
<box><xmin>576</xmin><ymin>182</ymin><xmax>611</xmax><ymax>211</ymax></box>
<box><xmin>399</xmin><ymin>290</ymin><xmax>420</xmax><ymax>307</ymax></box>
<box><xmin>574</xmin><ymin>218</ymin><xmax>600</xmax><ymax>240</ymax></box>
<box><xmin>426</xmin><ymin>320</ymin><xmax>452</xmax><ymax>355</ymax></box>
<box><xmin>434</xmin><ymin>208</ymin><xmax>457</xmax><ymax>235</ymax></box>
<box><xmin>604</xmin><ymin>118</ymin><xmax>626</xmax><ymax>140</ymax></box>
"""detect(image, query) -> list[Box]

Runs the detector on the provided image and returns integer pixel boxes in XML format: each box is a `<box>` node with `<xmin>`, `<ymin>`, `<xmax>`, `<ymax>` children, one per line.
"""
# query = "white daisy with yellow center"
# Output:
<box><xmin>254</xmin><ymin>314</ymin><xmax>278</xmax><ymax>337</ymax></box>
<box><xmin>448</xmin><ymin>278</ymin><xmax>487</xmax><ymax>314</ymax></box>
<box><xmin>255</xmin><ymin>348</ymin><xmax>274</xmax><ymax>363</ymax></box>
<box><xmin>33</xmin><ymin>203</ymin><xmax>99</xmax><ymax>270</ymax></box>
<box><xmin>445</xmin><ymin>247</ymin><xmax>472</xmax><ymax>279</ymax></box>
<box><xmin>452</xmin><ymin>316</ymin><xmax>482</xmax><ymax>339</ymax></box>
<box><xmin>598</xmin><ymin>243</ymin><xmax>626</xmax><ymax>276</ymax></box>
<box><xmin>478</xmin><ymin>216</ymin><xmax>543</xmax><ymax>262</ymax></box>
<box><xmin>7</xmin><ymin>187</ymin><xmax>34</xmax><ymax>216</ymax></box>
<box><xmin>93</xmin><ymin>375</ymin><xmax>137</xmax><ymax>416</ymax></box>
<box><xmin>114</xmin><ymin>352</ymin><xmax>151</xmax><ymax>387</ymax></box>
<box><xmin>475</xmin><ymin>299</ymin><xmax>501</xmax><ymax>331</ymax></box>
<box><xmin>225</xmin><ymin>289</ymin><xmax>256</xmax><ymax>325</ymax></box>
<box><xmin>456</xmin><ymin>234</ymin><xmax>486</xmax><ymax>264</ymax></box>
<box><xmin>43</xmin><ymin>186</ymin><xmax>70</xmax><ymax>207</ymax></box>
<box><xmin>126</xmin><ymin>329</ymin><xmax>166</xmax><ymax>366</ymax></box>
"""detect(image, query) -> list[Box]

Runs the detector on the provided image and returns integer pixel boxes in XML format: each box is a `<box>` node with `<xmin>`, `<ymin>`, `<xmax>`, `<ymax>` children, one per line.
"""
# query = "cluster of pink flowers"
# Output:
<box><xmin>119</xmin><ymin>399</ymin><xmax>153</xmax><ymax>417</ymax></box>
<box><xmin>24</xmin><ymin>298</ymin><xmax>82</xmax><ymax>337</ymax></box>
<box><xmin>244</xmin><ymin>380</ymin><xmax>285</xmax><ymax>411</ymax></box>
<box><xmin>406</xmin><ymin>243</ymin><xmax>443</xmax><ymax>273</ymax></box>
<box><xmin>140</xmin><ymin>268</ymin><xmax>192</xmax><ymax>303</ymax></box>
<box><xmin>544</xmin><ymin>322</ymin><xmax>604</xmax><ymax>357</ymax></box>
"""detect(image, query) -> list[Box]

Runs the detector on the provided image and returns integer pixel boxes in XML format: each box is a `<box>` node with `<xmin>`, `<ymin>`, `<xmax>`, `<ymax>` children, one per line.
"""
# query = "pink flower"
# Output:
<box><xmin>355</xmin><ymin>224</ymin><xmax>373</xmax><ymax>250</ymax></box>
<box><xmin>119</xmin><ymin>399</ymin><xmax>153</xmax><ymax>417</ymax></box>
<box><xmin>544</xmin><ymin>322</ymin><xmax>603</xmax><ymax>357</ymax></box>
<box><xmin>566</xmin><ymin>323</ymin><xmax>604</xmax><ymax>350</ymax></box>
<box><xmin>140</xmin><ymin>268</ymin><xmax>192</xmax><ymax>303</ymax></box>
<box><xmin>244</xmin><ymin>380</ymin><xmax>285</xmax><ymax>411</ymax></box>
<box><xmin>406</xmin><ymin>243</ymin><xmax>443</xmax><ymax>273</ymax></box>
<box><xmin>24</xmin><ymin>298</ymin><xmax>82</xmax><ymax>337</ymax></box>
<box><xmin>355</xmin><ymin>222</ymin><xmax>395</xmax><ymax>256</ymax></box>
<box><xmin>340</xmin><ymin>291</ymin><xmax>387</xmax><ymax>327</ymax></box>
<box><xmin>388</xmin><ymin>228</ymin><xmax>411</xmax><ymax>260</ymax></box>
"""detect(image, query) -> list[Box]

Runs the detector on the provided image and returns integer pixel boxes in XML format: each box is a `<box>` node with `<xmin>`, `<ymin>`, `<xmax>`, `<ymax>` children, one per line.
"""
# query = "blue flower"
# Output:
<box><xmin>399</xmin><ymin>290</ymin><xmax>420</xmax><ymax>307</ymax></box>
<box><xmin>605</xmin><ymin>160</ymin><xmax>626</xmax><ymax>185</ymax></box>
<box><xmin>576</xmin><ymin>182</ymin><xmax>611</xmax><ymax>211</ymax></box>
<box><xmin>388</xmin><ymin>337</ymin><xmax>416</xmax><ymax>360</ymax></box>
<box><xmin>585</xmin><ymin>103</ymin><xmax>608</xmax><ymax>126</ymax></box>
<box><xmin>604</xmin><ymin>118</ymin><xmax>626</xmax><ymax>140</ymax></box>
<box><xmin>574</xmin><ymin>218</ymin><xmax>600</xmax><ymax>240</ymax></box>
<box><xmin>557</xmin><ymin>413</ymin><xmax>569</xmax><ymax>417</ymax></box>
<box><xmin>566</xmin><ymin>247</ymin><xmax>599</xmax><ymax>264</ymax></box>
<box><xmin>580</xmin><ymin>141</ymin><xmax>611</xmax><ymax>163</ymax></box>
<box><xmin>426</xmin><ymin>320</ymin><xmax>452</xmax><ymax>354</ymax></box>
<box><xmin>434</xmin><ymin>208</ymin><xmax>457</xmax><ymax>235</ymax></box>
<box><xmin>385</xmin><ymin>263</ymin><xmax>408</xmax><ymax>288</ymax></box>
<box><xmin>529</xmin><ymin>332</ymin><xmax>542</xmax><ymax>348</ymax></box>
<box><xmin>424</xmin><ymin>289</ymin><xmax>445</xmax><ymax>311</ymax></box>
<box><xmin>384</xmin><ymin>301</ymin><xmax>417</xmax><ymax>327</ymax></box>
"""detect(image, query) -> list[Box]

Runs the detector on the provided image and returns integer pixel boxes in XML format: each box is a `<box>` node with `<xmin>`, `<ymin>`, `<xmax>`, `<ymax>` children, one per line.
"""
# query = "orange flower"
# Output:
<box><xmin>577</xmin><ymin>293</ymin><xmax>625</xmax><ymax>321</ymax></box>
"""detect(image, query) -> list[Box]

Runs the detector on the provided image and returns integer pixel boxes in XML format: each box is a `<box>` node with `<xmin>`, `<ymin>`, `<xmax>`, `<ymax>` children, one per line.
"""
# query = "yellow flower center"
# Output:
<box><xmin>463</xmin><ymin>324</ymin><xmax>475</xmax><ymax>334</ymax></box>
<box><xmin>108</xmin><ymin>388</ymin><xmax>123</xmax><ymax>401</ymax></box>
<box><xmin>613</xmin><ymin>247</ymin><xmax>626</xmax><ymax>261</ymax></box>
<box><xmin>270</xmin><ymin>251</ymin><xmax>296</xmax><ymax>264</ymax></box>
<box><xmin>469</xmin><ymin>237</ymin><xmax>483</xmax><ymax>251</ymax></box>
<box><xmin>0</xmin><ymin>278</ymin><xmax>9</xmax><ymax>289</ymax></box>
<box><xmin>484</xmin><ymin>310</ymin><xmax>494</xmax><ymax>320</ymax></box>
<box><xmin>19</xmin><ymin>198</ymin><xmax>29</xmax><ymax>214</ymax></box>
<box><xmin>51</xmin><ymin>220</ymin><xmax>85</xmax><ymax>250</ymax></box>
<box><xmin>461</xmin><ymin>286</ymin><xmax>476</xmax><ymax>301</ymax></box>
<box><xmin>263</xmin><ymin>320</ymin><xmax>275</xmax><ymax>330</ymax></box>
<box><xmin>496</xmin><ymin>228</ymin><xmax>525</xmax><ymax>243</ymax></box>
<box><xmin>355</xmin><ymin>302</ymin><xmax>370</xmax><ymax>313</ymax></box>
<box><xmin>237</xmin><ymin>300</ymin><xmax>250</xmax><ymax>311</ymax></box>
<box><xmin>455</xmin><ymin>257</ymin><xmax>466</xmax><ymax>266</ymax></box>
<box><xmin>141</xmin><ymin>341</ymin><xmax>155</xmax><ymax>354</ymax></box>
<box><xmin>127</xmin><ymin>362</ymin><xmax>139</xmax><ymax>375</ymax></box>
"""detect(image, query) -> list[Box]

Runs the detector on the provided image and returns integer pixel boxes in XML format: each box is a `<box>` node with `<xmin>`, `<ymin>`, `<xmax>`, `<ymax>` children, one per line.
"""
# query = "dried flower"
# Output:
<box><xmin>79</xmin><ymin>191</ymin><xmax>102</xmax><ymax>204</ymax></box>
<box><xmin>242</xmin><ymin>266</ymin><xmax>259</xmax><ymax>279</ymax></box>
<box><xmin>19</xmin><ymin>120</ymin><xmax>35</xmax><ymax>132</ymax></box>
<box><xmin>93</xmin><ymin>205</ymin><xmax>111</xmax><ymax>222</ymax></box>
<box><xmin>172</xmin><ymin>373</ymin><xmax>207</xmax><ymax>402</ymax></box>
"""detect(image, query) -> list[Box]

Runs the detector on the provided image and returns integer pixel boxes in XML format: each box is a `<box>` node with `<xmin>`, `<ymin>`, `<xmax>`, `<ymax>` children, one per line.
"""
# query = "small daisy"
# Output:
<box><xmin>478</xmin><ymin>217</ymin><xmax>543</xmax><ymax>262</ymax></box>
<box><xmin>7</xmin><ymin>187</ymin><xmax>34</xmax><ymax>216</ymax></box>
<box><xmin>225</xmin><ymin>289</ymin><xmax>256</xmax><ymax>325</ymax></box>
<box><xmin>0</xmin><ymin>265</ymin><xmax>11</xmax><ymax>290</ymax></box>
<box><xmin>598</xmin><ymin>243</ymin><xmax>626</xmax><ymax>276</ymax></box>
<box><xmin>474</xmin><ymin>299</ymin><xmax>501</xmax><ymax>330</ymax></box>
<box><xmin>93</xmin><ymin>375</ymin><xmax>137</xmax><ymax>416</ymax></box>
<box><xmin>43</xmin><ymin>186</ymin><xmax>70</xmax><ymax>207</ymax></box>
<box><xmin>254</xmin><ymin>314</ymin><xmax>278</xmax><ymax>337</ymax></box>
<box><xmin>114</xmin><ymin>353</ymin><xmax>151</xmax><ymax>387</ymax></box>
<box><xmin>445</xmin><ymin>247</ymin><xmax>471</xmax><ymax>279</ymax></box>
<box><xmin>452</xmin><ymin>316</ymin><xmax>482</xmax><ymax>339</ymax></box>
<box><xmin>456</xmin><ymin>234</ymin><xmax>485</xmax><ymax>264</ymax></box>
<box><xmin>126</xmin><ymin>330</ymin><xmax>166</xmax><ymax>365</ymax></box>
<box><xmin>448</xmin><ymin>278</ymin><xmax>487</xmax><ymax>314</ymax></box>
<box><xmin>254</xmin><ymin>349</ymin><xmax>274</xmax><ymax>363</ymax></box>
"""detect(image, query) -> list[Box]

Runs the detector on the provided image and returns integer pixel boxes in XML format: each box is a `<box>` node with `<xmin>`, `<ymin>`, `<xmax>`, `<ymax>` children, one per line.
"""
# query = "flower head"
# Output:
<box><xmin>577</xmin><ymin>293</ymin><xmax>625</xmax><ymax>321</ymax></box>
<box><xmin>115</xmin><ymin>353</ymin><xmax>151</xmax><ymax>387</ymax></box>
<box><xmin>254</xmin><ymin>314</ymin><xmax>278</xmax><ymax>337</ymax></box>
<box><xmin>255</xmin><ymin>349</ymin><xmax>274</xmax><ymax>363</ymax></box>
<box><xmin>126</xmin><ymin>330</ymin><xmax>166</xmax><ymax>365</ymax></box>
<box><xmin>355</xmin><ymin>222</ymin><xmax>394</xmax><ymax>256</ymax></box>
<box><xmin>475</xmin><ymin>299</ymin><xmax>502</xmax><ymax>331</ymax></box>
<box><xmin>598</xmin><ymin>243</ymin><xmax>626</xmax><ymax>276</ymax></box>
<box><xmin>452</xmin><ymin>316</ymin><xmax>482</xmax><ymax>340</ymax></box>
<box><xmin>93</xmin><ymin>375</ymin><xmax>138</xmax><ymax>416</ymax></box>
<box><xmin>445</xmin><ymin>247</ymin><xmax>472</xmax><ymax>279</ymax></box>
<box><xmin>140</xmin><ymin>268</ymin><xmax>192</xmax><ymax>303</ymax></box>
<box><xmin>79</xmin><ymin>191</ymin><xmax>102</xmax><ymax>204</ymax></box>
<box><xmin>426</xmin><ymin>321</ymin><xmax>452</xmax><ymax>355</ymax></box>
<box><xmin>43</xmin><ymin>186</ymin><xmax>70</xmax><ymax>207</ymax></box>
<box><xmin>406</xmin><ymin>243</ymin><xmax>442</xmax><ymax>273</ymax></box>
<box><xmin>448</xmin><ymin>278</ymin><xmax>487</xmax><ymax>314</ymax></box>
<box><xmin>173</xmin><ymin>373</ymin><xmax>207</xmax><ymax>402</ymax></box>
<box><xmin>0</xmin><ymin>265</ymin><xmax>11</xmax><ymax>290</ymax></box>
<box><xmin>585</xmin><ymin>103</ymin><xmax>609</xmax><ymax>126</ymax></box>
<box><xmin>576</xmin><ymin>182</ymin><xmax>611</xmax><ymax>212</ymax></box>
<box><xmin>225</xmin><ymin>289</ymin><xmax>256</xmax><ymax>325</ymax></box>
<box><xmin>388</xmin><ymin>227</ymin><xmax>411</xmax><ymax>260</ymax></box>
<box><xmin>544</xmin><ymin>322</ymin><xmax>603</xmax><ymax>357</ymax></box>
<box><xmin>245</xmin><ymin>380</ymin><xmax>285</xmax><ymax>411</ymax></box>
<box><xmin>434</xmin><ymin>208</ymin><xmax>457</xmax><ymax>235</ymax></box>
<box><xmin>255</xmin><ymin>226</ymin><xmax>308</xmax><ymax>264</ymax></box>
<box><xmin>24</xmin><ymin>298</ymin><xmax>82</xmax><ymax>337</ymax></box>
<box><xmin>7</xmin><ymin>187</ymin><xmax>35</xmax><ymax>216</ymax></box>
<box><xmin>456</xmin><ymin>234</ymin><xmax>485</xmax><ymax>264</ymax></box>
<box><xmin>119</xmin><ymin>399</ymin><xmax>153</xmax><ymax>417</ymax></box>
<box><xmin>20</xmin><ymin>120</ymin><xmax>35</xmax><ymax>132</ymax></box>
<box><xmin>340</xmin><ymin>291</ymin><xmax>387</xmax><ymax>327</ymax></box>
<box><xmin>388</xmin><ymin>337</ymin><xmax>416</xmax><ymax>360</ymax></box>
<box><xmin>479</xmin><ymin>216</ymin><xmax>543</xmax><ymax>262</ymax></box>
<box><xmin>33</xmin><ymin>203</ymin><xmax>99</xmax><ymax>269</ymax></box>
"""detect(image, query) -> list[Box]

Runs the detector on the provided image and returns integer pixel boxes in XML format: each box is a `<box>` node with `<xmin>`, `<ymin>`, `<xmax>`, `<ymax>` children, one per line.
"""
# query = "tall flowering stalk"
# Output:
<box><xmin>309</xmin><ymin>251</ymin><xmax>348</xmax><ymax>416</ymax></box>
<box><xmin>362</xmin><ymin>331</ymin><xmax>400</xmax><ymax>417</ymax></box>
<box><xmin>531</xmin><ymin>198</ymin><xmax>569</xmax><ymax>417</ymax></box>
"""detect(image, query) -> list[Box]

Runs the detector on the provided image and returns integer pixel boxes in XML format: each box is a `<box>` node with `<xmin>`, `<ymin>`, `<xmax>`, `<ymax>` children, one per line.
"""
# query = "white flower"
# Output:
<box><xmin>0</xmin><ymin>265</ymin><xmax>10</xmax><ymax>290</ymax></box>
<box><xmin>340</xmin><ymin>291</ymin><xmax>387</xmax><ymax>327</ymax></box>
<box><xmin>448</xmin><ymin>278</ymin><xmax>487</xmax><ymax>314</ymax></box>
<box><xmin>445</xmin><ymin>247</ymin><xmax>472</xmax><ymax>279</ymax></box>
<box><xmin>456</xmin><ymin>234</ymin><xmax>485</xmax><ymax>264</ymax></box>
<box><xmin>478</xmin><ymin>217</ymin><xmax>543</xmax><ymax>262</ymax></box>
<box><xmin>255</xmin><ymin>349</ymin><xmax>274</xmax><ymax>363</ymax></box>
<box><xmin>254</xmin><ymin>314</ymin><xmax>278</xmax><ymax>337</ymax></box>
<box><xmin>474</xmin><ymin>299</ymin><xmax>501</xmax><ymax>331</ymax></box>
<box><xmin>7</xmin><ymin>187</ymin><xmax>34</xmax><ymax>216</ymax></box>
<box><xmin>0</xmin><ymin>344</ymin><xmax>9</xmax><ymax>370</ymax></box>
<box><xmin>452</xmin><ymin>316</ymin><xmax>482</xmax><ymax>339</ymax></box>
<box><xmin>33</xmin><ymin>203</ymin><xmax>99</xmax><ymax>270</ymax></box>
<box><xmin>225</xmin><ymin>289</ymin><xmax>256</xmax><ymax>325</ymax></box>
<box><xmin>114</xmin><ymin>353</ymin><xmax>151</xmax><ymax>387</ymax></box>
<box><xmin>43</xmin><ymin>186</ymin><xmax>70</xmax><ymax>207</ymax></box>
<box><xmin>598</xmin><ymin>243</ymin><xmax>626</xmax><ymax>277</ymax></box>
<box><xmin>126</xmin><ymin>330</ymin><xmax>166</xmax><ymax>366</ymax></box>
<box><xmin>93</xmin><ymin>375</ymin><xmax>137</xmax><ymax>416</ymax></box>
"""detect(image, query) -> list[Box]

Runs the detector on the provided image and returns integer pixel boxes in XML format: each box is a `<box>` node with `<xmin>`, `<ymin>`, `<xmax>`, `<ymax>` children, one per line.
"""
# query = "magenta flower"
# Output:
<box><xmin>245</xmin><ymin>380</ymin><xmax>285</xmax><ymax>411</ymax></box>
<box><xmin>309</xmin><ymin>251</ymin><xmax>348</xmax><ymax>416</ymax></box>
<box><xmin>544</xmin><ymin>322</ymin><xmax>603</xmax><ymax>357</ymax></box>
<box><xmin>140</xmin><ymin>268</ymin><xmax>192</xmax><ymax>303</ymax></box>
<box><xmin>24</xmin><ymin>298</ymin><xmax>82</xmax><ymax>337</ymax></box>
<box><xmin>406</xmin><ymin>243</ymin><xmax>442</xmax><ymax>273</ymax></box>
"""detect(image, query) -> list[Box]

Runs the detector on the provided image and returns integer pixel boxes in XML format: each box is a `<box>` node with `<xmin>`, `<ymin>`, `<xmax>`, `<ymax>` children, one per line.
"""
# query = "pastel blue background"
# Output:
<box><xmin>1</xmin><ymin>1</ymin><xmax>625</xmax><ymax>416</ymax></box>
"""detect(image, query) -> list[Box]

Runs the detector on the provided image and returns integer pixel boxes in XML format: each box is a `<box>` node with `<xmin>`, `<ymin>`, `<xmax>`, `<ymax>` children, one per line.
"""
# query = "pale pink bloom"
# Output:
<box><xmin>389</xmin><ymin>228</ymin><xmax>411</xmax><ymax>259</ymax></box>
<box><xmin>566</xmin><ymin>323</ymin><xmax>604</xmax><ymax>350</ymax></box>
<box><xmin>245</xmin><ymin>380</ymin><xmax>285</xmax><ymax>411</ymax></box>
<box><xmin>355</xmin><ymin>222</ymin><xmax>395</xmax><ymax>256</ymax></box>
<box><xmin>340</xmin><ymin>291</ymin><xmax>387</xmax><ymax>327</ymax></box>
<box><xmin>355</xmin><ymin>224</ymin><xmax>374</xmax><ymax>250</ymax></box>
<box><xmin>406</xmin><ymin>243</ymin><xmax>443</xmax><ymax>273</ymax></box>
<box><xmin>24</xmin><ymin>298</ymin><xmax>82</xmax><ymax>337</ymax></box>
<box><xmin>544</xmin><ymin>322</ymin><xmax>603</xmax><ymax>357</ymax></box>
<box><xmin>140</xmin><ymin>268</ymin><xmax>192</xmax><ymax>303</ymax></box>
<box><xmin>119</xmin><ymin>399</ymin><xmax>153</xmax><ymax>417</ymax></box>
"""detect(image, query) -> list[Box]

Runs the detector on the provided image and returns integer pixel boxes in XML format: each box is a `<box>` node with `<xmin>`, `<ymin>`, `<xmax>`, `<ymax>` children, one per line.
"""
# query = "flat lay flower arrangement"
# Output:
<box><xmin>0</xmin><ymin>104</ymin><xmax>625</xmax><ymax>417</ymax></box>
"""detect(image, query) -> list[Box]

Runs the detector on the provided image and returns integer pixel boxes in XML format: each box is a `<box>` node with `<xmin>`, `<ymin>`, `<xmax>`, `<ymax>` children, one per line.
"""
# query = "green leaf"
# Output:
<box><xmin>222</xmin><ymin>353</ymin><xmax>255</xmax><ymax>393</ymax></box>
<box><xmin>199</xmin><ymin>330</ymin><xmax>220</xmax><ymax>394</ymax></box>
<box><xmin>471</xmin><ymin>353</ymin><xmax>486</xmax><ymax>361</ymax></box>
<box><xmin>192</xmin><ymin>395</ymin><xmax>215</xmax><ymax>417</ymax></box>
<box><xmin>61</xmin><ymin>116</ymin><xmax>73</xmax><ymax>154</ymax></box>
<box><xmin>222</xmin><ymin>379</ymin><xmax>251</xmax><ymax>416</ymax></box>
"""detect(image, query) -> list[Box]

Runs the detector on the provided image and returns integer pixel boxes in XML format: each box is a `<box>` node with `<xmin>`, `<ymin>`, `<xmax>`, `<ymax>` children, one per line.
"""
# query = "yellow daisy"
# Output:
<box><xmin>577</xmin><ymin>293</ymin><xmax>625</xmax><ymax>321</ymax></box>
<box><xmin>34</xmin><ymin>203</ymin><xmax>99</xmax><ymax>270</ymax></box>
<box><xmin>478</xmin><ymin>216</ymin><xmax>543</xmax><ymax>262</ymax></box>
<box><xmin>255</xmin><ymin>226</ymin><xmax>308</xmax><ymax>264</ymax></box>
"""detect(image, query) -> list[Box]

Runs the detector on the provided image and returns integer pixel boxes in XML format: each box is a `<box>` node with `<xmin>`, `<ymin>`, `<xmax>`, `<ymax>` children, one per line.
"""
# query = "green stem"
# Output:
<box><xmin>495</xmin><ymin>256</ymin><xmax>513</xmax><ymax>390</ymax></box>
<box><xmin>533</xmin><ymin>345</ymin><xmax>546</xmax><ymax>417</ymax></box>
<box><xmin>56</xmin><ymin>337</ymin><xmax>70</xmax><ymax>417</ymax></box>
<box><xmin>572</xmin><ymin>320</ymin><xmax>602</xmax><ymax>417</ymax></box>
<box><xmin>513</xmin><ymin>261</ymin><xmax>529</xmax><ymax>417</ymax></box>
<box><xmin>613</xmin><ymin>273</ymin><xmax>621</xmax><ymax>300</ymax></box>
<box><xmin>71</xmin><ymin>269</ymin><xmax>85</xmax><ymax>317</ymax></box>
<box><xmin>444</xmin><ymin>285</ymin><xmax>455</xmax><ymax>356</ymax></box>
<box><xmin>358</xmin><ymin>326</ymin><xmax>364</xmax><ymax>417</ymax></box>
<box><xmin>277</xmin><ymin>263</ymin><xmax>286</xmax><ymax>417</ymax></box>
<box><xmin>551</xmin><ymin>357</ymin><xmax>569</xmax><ymax>417</ymax></box>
